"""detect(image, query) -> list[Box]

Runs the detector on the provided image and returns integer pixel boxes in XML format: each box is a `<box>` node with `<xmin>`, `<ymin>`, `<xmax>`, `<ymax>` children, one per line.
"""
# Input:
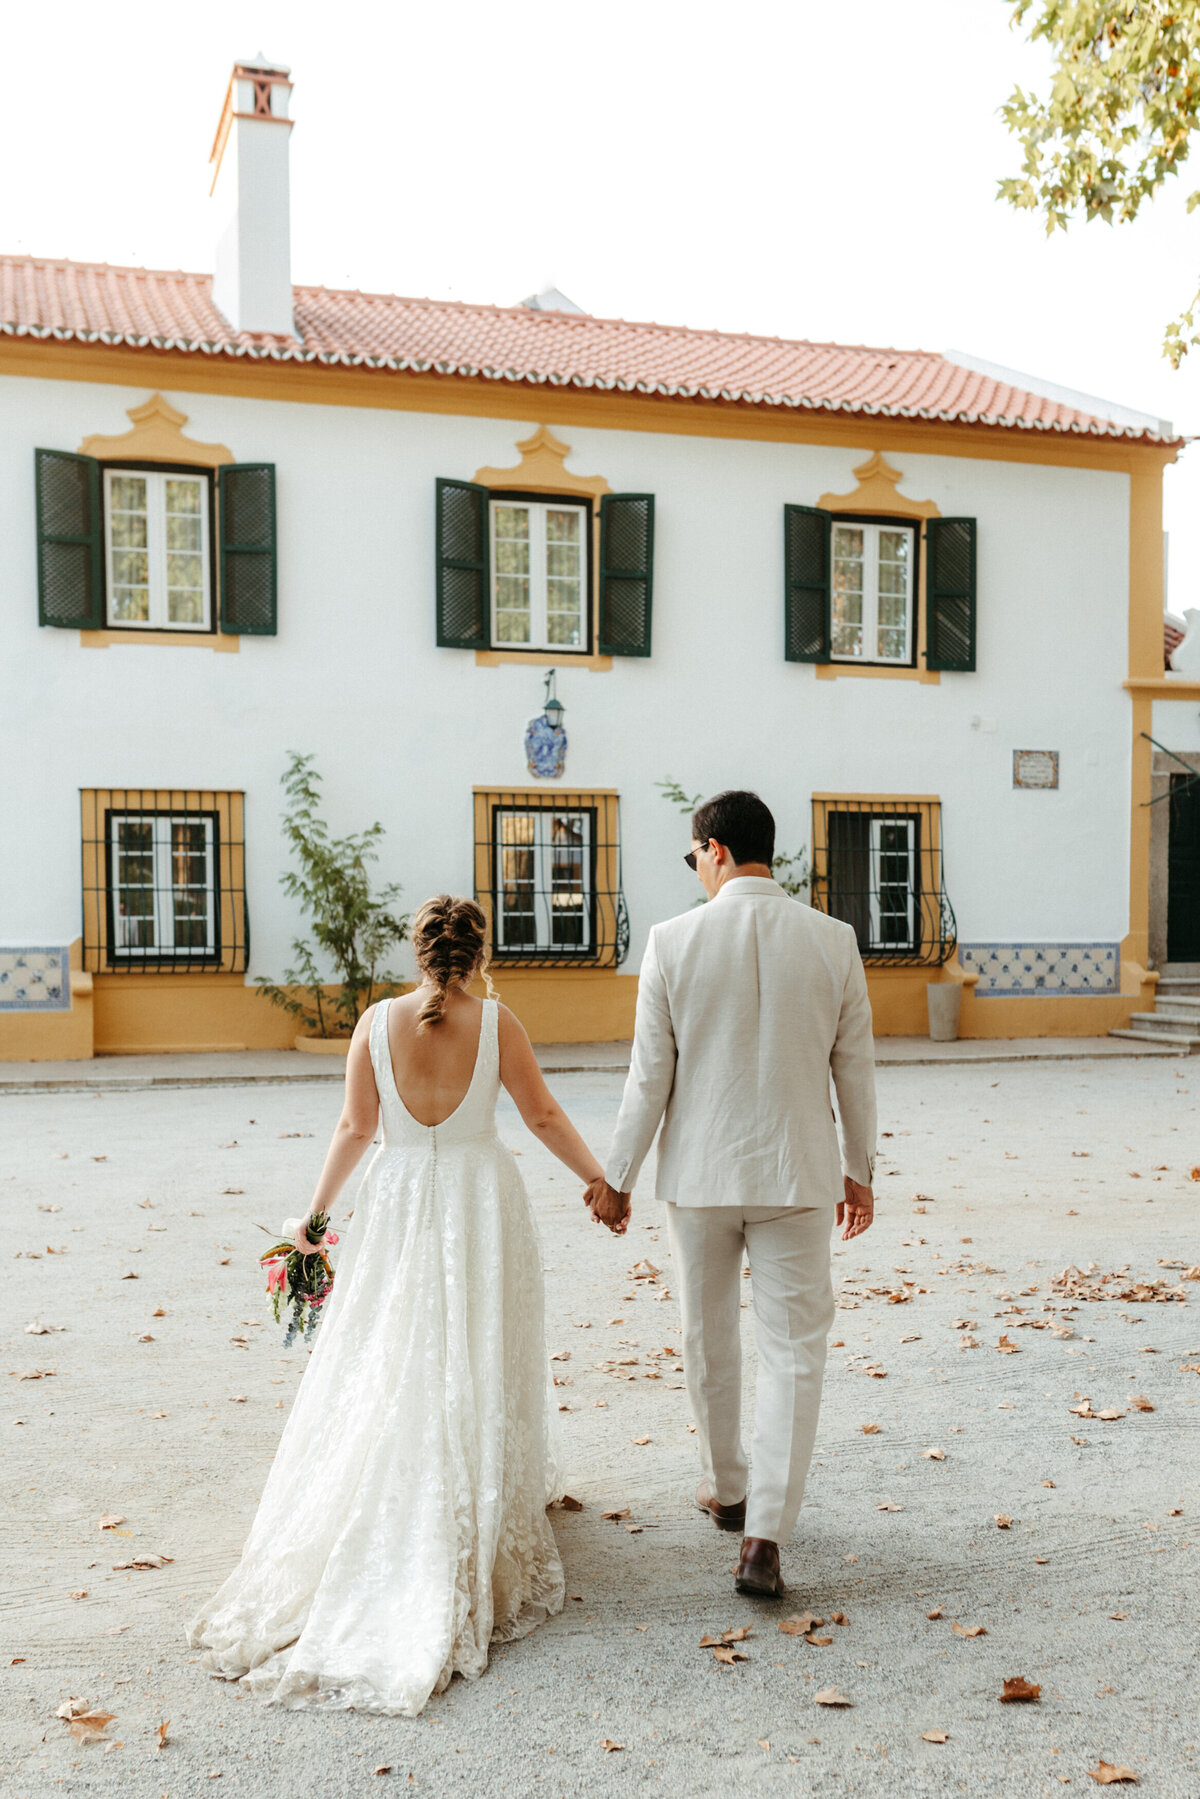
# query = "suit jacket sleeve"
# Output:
<box><xmin>830</xmin><ymin>937</ymin><xmax>877</xmax><ymax>1186</ymax></box>
<box><xmin>604</xmin><ymin>928</ymin><xmax>677</xmax><ymax>1193</ymax></box>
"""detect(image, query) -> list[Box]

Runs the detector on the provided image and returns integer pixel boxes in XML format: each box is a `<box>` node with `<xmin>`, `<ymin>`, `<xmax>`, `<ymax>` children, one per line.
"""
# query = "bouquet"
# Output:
<box><xmin>259</xmin><ymin>1212</ymin><xmax>339</xmax><ymax>1346</ymax></box>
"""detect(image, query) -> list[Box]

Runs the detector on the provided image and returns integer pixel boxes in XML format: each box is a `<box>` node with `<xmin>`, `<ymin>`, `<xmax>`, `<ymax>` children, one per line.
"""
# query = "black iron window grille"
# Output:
<box><xmin>810</xmin><ymin>796</ymin><xmax>956</xmax><ymax>967</ymax></box>
<box><xmin>473</xmin><ymin>788</ymin><xmax>629</xmax><ymax>968</ymax></box>
<box><xmin>81</xmin><ymin>789</ymin><xmax>248</xmax><ymax>973</ymax></box>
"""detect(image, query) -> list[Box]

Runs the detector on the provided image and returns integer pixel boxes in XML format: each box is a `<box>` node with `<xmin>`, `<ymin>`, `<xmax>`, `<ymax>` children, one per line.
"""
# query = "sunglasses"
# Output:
<box><xmin>684</xmin><ymin>839</ymin><xmax>710</xmax><ymax>872</ymax></box>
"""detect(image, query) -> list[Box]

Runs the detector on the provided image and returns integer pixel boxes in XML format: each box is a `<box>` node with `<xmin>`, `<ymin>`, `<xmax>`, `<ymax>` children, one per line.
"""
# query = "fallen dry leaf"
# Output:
<box><xmin>631</xmin><ymin>1435</ymin><xmax>650</xmax><ymax>1446</ymax></box>
<box><xmin>1109</xmin><ymin>1612</ymin><xmax>1129</xmax><ymax>1621</ymax></box>
<box><xmin>861</xmin><ymin>1422</ymin><xmax>882</xmax><ymax>1434</ymax></box>
<box><xmin>814</xmin><ymin>1686</ymin><xmax>851</xmax><ymax>1707</ymax></box>
<box><xmin>876</xmin><ymin>1501</ymin><xmax>903</xmax><ymax>1512</ymax></box>
<box><xmin>155</xmin><ymin>1720</ymin><xmax>169</xmax><ymax>1753</ymax></box>
<box><xmin>24</xmin><ymin>1320</ymin><xmax>64</xmax><ymax>1335</ymax></box>
<box><xmin>556</xmin><ymin>1494</ymin><xmax>583</xmax><ymax>1511</ymax></box>
<box><xmin>921</xmin><ymin>1447</ymin><xmax>946</xmax><ymax>1460</ymax></box>
<box><xmin>601</xmin><ymin>1740</ymin><xmax>624</xmax><ymax>1753</ymax></box>
<box><xmin>1096</xmin><ymin>1407</ymin><xmax>1126</xmax><ymax>1421</ymax></box>
<box><xmin>998</xmin><ymin>1677</ymin><xmax>1041</xmax><ymax>1703</ymax></box>
<box><xmin>69</xmin><ymin>1589</ymin><xmax>87</xmax><ymax>1600</ymax></box>
<box><xmin>995</xmin><ymin>1514</ymin><xmax>1013</xmax><ymax>1529</ymax></box>
<box><xmin>831</xmin><ymin>1612</ymin><xmax>849</xmax><ymax>1626</ymax></box>
<box><xmin>374</xmin><ymin>1766</ymin><xmax>393</xmax><ymax>1776</ymax></box>
<box><xmin>926</xmin><ymin>1606</ymin><xmax>943</xmax><ymax>1619</ymax></box>
<box><xmin>97</xmin><ymin>1514</ymin><xmax>125</xmax><ymax>1530</ymax></box>
<box><xmin>952</xmin><ymin>1621</ymin><xmax>986</xmax><ymax>1638</ymax></box>
<box><xmin>779</xmin><ymin>1613</ymin><xmax>824</xmax><ymax>1636</ymax></box>
<box><xmin>1087</xmin><ymin>1762</ymin><xmax>1139</xmax><ymax>1785</ymax></box>
<box><xmin>712</xmin><ymin>1645</ymin><xmax>748</xmax><ymax>1665</ymax></box>
<box><xmin>550</xmin><ymin>1350</ymin><xmax>571</xmax><ymax>1362</ymax></box>
<box><xmin>1042</xmin><ymin>1480</ymin><xmax>1056</xmax><ymax>1488</ymax></box>
<box><xmin>723</xmin><ymin>1626</ymin><xmax>752</xmax><ymax>1642</ymax></box>
<box><xmin>111</xmin><ymin>1553</ymin><xmax>173</xmax><ymax>1570</ymax></box>
<box><xmin>922</xmin><ymin>1729</ymin><xmax>950</xmax><ymax>1742</ymax></box>
<box><xmin>602</xmin><ymin>1508</ymin><xmax>630</xmax><ymax>1522</ymax></box>
<box><xmin>806</xmin><ymin>1633</ymin><xmax>833</xmax><ymax>1646</ymax></box>
<box><xmin>996</xmin><ymin>1334</ymin><xmax>1020</xmax><ymax>1354</ymax></box>
<box><xmin>1129</xmin><ymin>1396</ymin><xmax>1154</xmax><ymax>1412</ymax></box>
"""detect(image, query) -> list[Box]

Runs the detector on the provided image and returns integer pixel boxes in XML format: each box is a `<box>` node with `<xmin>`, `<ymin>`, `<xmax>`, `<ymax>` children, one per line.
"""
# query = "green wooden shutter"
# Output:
<box><xmin>783</xmin><ymin>503</ymin><xmax>831</xmax><ymax>661</ymax></box>
<box><xmin>219</xmin><ymin>463</ymin><xmax>277</xmax><ymax>635</ymax></box>
<box><xmin>36</xmin><ymin>449</ymin><xmax>102</xmax><ymax>628</ymax></box>
<box><xmin>925</xmin><ymin>517</ymin><xmax>976</xmax><ymax>672</ymax></box>
<box><xmin>599</xmin><ymin>494</ymin><xmax>654</xmax><ymax>656</ymax></box>
<box><xmin>436</xmin><ymin>479</ymin><xmax>490</xmax><ymax>648</ymax></box>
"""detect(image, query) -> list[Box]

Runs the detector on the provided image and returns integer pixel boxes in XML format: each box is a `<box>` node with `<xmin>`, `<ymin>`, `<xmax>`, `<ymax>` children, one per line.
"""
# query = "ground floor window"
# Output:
<box><xmin>473</xmin><ymin>787</ymin><xmax>628</xmax><ymax>967</ymax></box>
<box><xmin>810</xmin><ymin>794</ymin><xmax>955</xmax><ymax>966</ymax></box>
<box><xmin>81</xmin><ymin>789</ymin><xmax>247</xmax><ymax>972</ymax></box>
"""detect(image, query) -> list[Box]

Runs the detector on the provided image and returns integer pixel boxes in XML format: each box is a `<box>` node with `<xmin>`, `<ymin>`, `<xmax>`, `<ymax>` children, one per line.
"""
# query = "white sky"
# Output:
<box><xmin>3</xmin><ymin>0</ymin><xmax>1196</xmax><ymax>609</ymax></box>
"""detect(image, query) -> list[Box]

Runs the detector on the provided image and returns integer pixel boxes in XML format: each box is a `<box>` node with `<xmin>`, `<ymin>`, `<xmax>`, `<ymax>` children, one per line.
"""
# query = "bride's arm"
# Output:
<box><xmin>294</xmin><ymin>1007</ymin><xmax>380</xmax><ymax>1249</ymax></box>
<box><xmin>498</xmin><ymin>1005</ymin><xmax>605</xmax><ymax>1187</ymax></box>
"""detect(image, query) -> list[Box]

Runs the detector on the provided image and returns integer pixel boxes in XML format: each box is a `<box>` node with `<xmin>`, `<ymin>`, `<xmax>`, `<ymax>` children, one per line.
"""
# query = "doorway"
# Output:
<box><xmin>1167</xmin><ymin>772</ymin><xmax>1200</xmax><ymax>963</ymax></box>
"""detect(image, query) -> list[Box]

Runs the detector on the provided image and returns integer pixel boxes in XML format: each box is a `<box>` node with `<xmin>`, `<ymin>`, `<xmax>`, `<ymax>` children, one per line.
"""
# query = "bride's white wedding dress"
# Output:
<box><xmin>186</xmin><ymin>997</ymin><xmax>565</xmax><ymax>1715</ymax></box>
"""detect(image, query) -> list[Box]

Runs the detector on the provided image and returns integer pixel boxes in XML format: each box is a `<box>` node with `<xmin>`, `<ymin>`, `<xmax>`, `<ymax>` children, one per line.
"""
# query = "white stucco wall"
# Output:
<box><xmin>1</xmin><ymin>371</ymin><xmax>1134</xmax><ymax>977</ymax></box>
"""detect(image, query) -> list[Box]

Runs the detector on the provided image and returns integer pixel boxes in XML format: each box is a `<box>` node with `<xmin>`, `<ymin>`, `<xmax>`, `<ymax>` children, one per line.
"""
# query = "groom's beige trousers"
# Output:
<box><xmin>665</xmin><ymin>1201</ymin><xmax>835</xmax><ymax>1546</ymax></box>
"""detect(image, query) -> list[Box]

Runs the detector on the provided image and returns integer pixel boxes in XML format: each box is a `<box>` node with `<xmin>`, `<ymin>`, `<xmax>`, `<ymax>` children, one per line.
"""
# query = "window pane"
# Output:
<box><xmin>166</xmin><ymin>512</ymin><xmax>202</xmax><ymax>551</ymax></box>
<box><xmin>112</xmin><ymin>586</ymin><xmax>150</xmax><ymax>622</ymax></box>
<box><xmin>546</xmin><ymin>542</ymin><xmax>580</xmax><ymax>577</ymax></box>
<box><xmin>112</xmin><ymin>549</ymin><xmax>149</xmax><ymax>587</ymax></box>
<box><xmin>550</xmin><ymin>814</ymin><xmax>586</xmax><ymax>946</ymax></box>
<box><xmin>165</xmin><ymin>479</ymin><xmax>202</xmax><ymax>514</ymax></box>
<box><xmin>110</xmin><ymin>510</ymin><xmax>147</xmax><ymax>548</ymax></box>
<box><xmin>168</xmin><ymin>590</ymin><xmax>205</xmax><ymax>624</ymax></box>
<box><xmin>494</xmin><ymin>506</ymin><xmax>529</xmax><ymax>540</ymax></box>
<box><xmin>547</xmin><ymin>578</ymin><xmax>582</xmax><ymax>646</ymax></box>
<box><xmin>110</xmin><ymin>476</ymin><xmax>147</xmax><ymax>511</ymax></box>
<box><xmin>876</xmin><ymin>628</ymin><xmax>907</xmax><ymax>661</ymax></box>
<box><xmin>495</xmin><ymin>539</ymin><xmax>530</xmax><ymax>574</ymax></box>
<box><xmin>546</xmin><ymin>508</ymin><xmax>581</xmax><ymax>543</ymax></box>
<box><xmin>499</xmin><ymin>814</ymin><xmax>537</xmax><ymax>947</ymax></box>
<box><xmin>114</xmin><ymin>819</ymin><xmax>157</xmax><ymax>950</ymax></box>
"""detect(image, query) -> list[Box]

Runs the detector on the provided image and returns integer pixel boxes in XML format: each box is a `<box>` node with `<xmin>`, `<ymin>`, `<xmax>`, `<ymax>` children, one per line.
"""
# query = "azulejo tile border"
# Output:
<box><xmin>0</xmin><ymin>946</ymin><xmax>71</xmax><ymax>1012</ymax></box>
<box><xmin>959</xmin><ymin>942</ymin><xmax>1119</xmax><ymax>997</ymax></box>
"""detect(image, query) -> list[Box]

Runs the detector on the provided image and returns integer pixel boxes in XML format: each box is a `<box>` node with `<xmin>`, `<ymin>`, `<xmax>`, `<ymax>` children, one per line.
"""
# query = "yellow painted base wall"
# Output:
<box><xmin>92</xmin><ymin>975</ymin><xmax>318</xmax><ymax>1054</ymax></box>
<box><xmin>471</xmin><ymin>968</ymin><xmax>640</xmax><ymax>1043</ymax></box>
<box><xmin>867</xmin><ymin>966</ymin><xmax>1148</xmax><ymax>1038</ymax></box>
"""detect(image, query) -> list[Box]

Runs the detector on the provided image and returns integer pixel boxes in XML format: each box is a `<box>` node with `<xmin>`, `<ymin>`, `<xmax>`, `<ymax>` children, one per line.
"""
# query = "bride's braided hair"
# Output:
<box><xmin>411</xmin><ymin>895</ymin><xmax>497</xmax><ymax>1031</ymax></box>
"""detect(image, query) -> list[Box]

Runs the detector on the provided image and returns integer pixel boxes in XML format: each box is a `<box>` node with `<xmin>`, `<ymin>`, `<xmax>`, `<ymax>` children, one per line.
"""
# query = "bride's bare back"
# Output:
<box><xmin>384</xmin><ymin>986</ymin><xmax>488</xmax><ymax>1127</ymax></box>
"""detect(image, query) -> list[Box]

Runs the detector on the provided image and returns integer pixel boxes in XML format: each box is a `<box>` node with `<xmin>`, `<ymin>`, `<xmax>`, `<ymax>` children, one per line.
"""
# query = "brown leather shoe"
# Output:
<box><xmin>696</xmin><ymin>1481</ymin><xmax>746</xmax><ymax>1533</ymax></box>
<box><xmin>734</xmin><ymin>1537</ymin><xmax>784</xmax><ymax>1598</ymax></box>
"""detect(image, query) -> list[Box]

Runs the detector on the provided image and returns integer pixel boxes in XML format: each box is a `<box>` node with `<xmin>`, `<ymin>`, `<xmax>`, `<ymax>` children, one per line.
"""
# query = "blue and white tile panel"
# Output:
<box><xmin>0</xmin><ymin>947</ymin><xmax>71</xmax><ymax>1012</ymax></box>
<box><xmin>958</xmin><ymin>943</ymin><xmax>1119</xmax><ymax>997</ymax></box>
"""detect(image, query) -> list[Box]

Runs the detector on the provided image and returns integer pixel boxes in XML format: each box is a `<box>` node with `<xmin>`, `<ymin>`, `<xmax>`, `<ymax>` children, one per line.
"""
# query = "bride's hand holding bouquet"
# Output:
<box><xmin>258</xmin><ymin>1211</ymin><xmax>340</xmax><ymax>1346</ymax></box>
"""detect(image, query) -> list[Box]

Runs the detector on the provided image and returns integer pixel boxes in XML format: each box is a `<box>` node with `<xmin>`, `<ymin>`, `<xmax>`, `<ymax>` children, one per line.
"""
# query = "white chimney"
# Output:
<box><xmin>209</xmin><ymin>57</ymin><xmax>295</xmax><ymax>337</ymax></box>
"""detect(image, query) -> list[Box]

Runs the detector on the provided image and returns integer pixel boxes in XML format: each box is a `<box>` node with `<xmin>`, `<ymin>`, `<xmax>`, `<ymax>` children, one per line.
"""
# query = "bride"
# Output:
<box><xmin>187</xmin><ymin>895</ymin><xmax>612</xmax><ymax>1715</ymax></box>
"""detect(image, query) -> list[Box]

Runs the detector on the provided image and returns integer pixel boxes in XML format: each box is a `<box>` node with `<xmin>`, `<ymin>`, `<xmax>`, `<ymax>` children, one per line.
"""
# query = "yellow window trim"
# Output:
<box><xmin>80</xmin><ymin>788</ymin><xmax>247</xmax><ymax>976</ymax></box>
<box><xmin>75</xmin><ymin>393</ymin><xmax>240</xmax><ymax>651</ymax></box>
<box><xmin>472</xmin><ymin>785</ymin><xmax>622</xmax><ymax>969</ymax></box>
<box><xmin>470</xmin><ymin>428</ymin><xmax>613</xmax><ymax>670</ymax></box>
<box><xmin>814</xmin><ymin>453</ymin><xmax>941</xmax><ymax>682</ymax></box>
<box><xmin>810</xmin><ymin>793</ymin><xmax>945</xmax><ymax>965</ymax></box>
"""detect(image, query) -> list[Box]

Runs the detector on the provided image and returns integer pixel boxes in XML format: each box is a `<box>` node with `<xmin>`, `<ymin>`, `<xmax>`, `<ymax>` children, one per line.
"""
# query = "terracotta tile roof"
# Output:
<box><xmin>0</xmin><ymin>254</ymin><xmax>1178</xmax><ymax>444</ymax></box>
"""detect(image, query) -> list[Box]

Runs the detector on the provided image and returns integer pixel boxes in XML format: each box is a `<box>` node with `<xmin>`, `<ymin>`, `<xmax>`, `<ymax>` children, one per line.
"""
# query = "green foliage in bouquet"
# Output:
<box><xmin>256</xmin><ymin>751</ymin><xmax>409</xmax><ymax>1037</ymax></box>
<box><xmin>259</xmin><ymin>1211</ymin><xmax>336</xmax><ymax>1346</ymax></box>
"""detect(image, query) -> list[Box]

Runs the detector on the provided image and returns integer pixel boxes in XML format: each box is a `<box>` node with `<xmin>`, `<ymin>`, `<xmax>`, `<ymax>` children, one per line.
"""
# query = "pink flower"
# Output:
<box><xmin>325</xmin><ymin>1231</ymin><xmax>339</xmax><ymax>1246</ymax></box>
<box><xmin>266</xmin><ymin>1261</ymin><xmax>287</xmax><ymax>1293</ymax></box>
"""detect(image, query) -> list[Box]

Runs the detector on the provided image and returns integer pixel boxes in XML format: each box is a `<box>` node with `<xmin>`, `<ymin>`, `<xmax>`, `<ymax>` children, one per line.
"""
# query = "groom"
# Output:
<box><xmin>587</xmin><ymin>790</ymin><xmax>876</xmax><ymax>1598</ymax></box>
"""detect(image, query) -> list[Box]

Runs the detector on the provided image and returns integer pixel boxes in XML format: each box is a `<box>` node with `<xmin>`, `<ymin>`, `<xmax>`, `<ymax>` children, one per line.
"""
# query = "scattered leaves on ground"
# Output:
<box><xmin>155</xmin><ymin>1721</ymin><xmax>169</xmax><ymax>1753</ymax></box>
<box><xmin>922</xmin><ymin>1729</ymin><xmax>949</xmax><ymax>1742</ymax></box>
<box><xmin>111</xmin><ymin>1553</ymin><xmax>173</xmax><ymax>1570</ymax></box>
<box><xmin>779</xmin><ymin>1613</ymin><xmax>823</xmax><ymax>1637</ymax></box>
<box><xmin>814</xmin><ymin>1687</ymin><xmax>851</xmax><ymax>1706</ymax></box>
<box><xmin>997</xmin><ymin>1334</ymin><xmax>1020</xmax><ymax>1354</ymax></box>
<box><xmin>1087</xmin><ymin>1762</ymin><xmax>1139</xmax><ymax>1785</ymax></box>
<box><xmin>601</xmin><ymin>1740</ymin><xmax>624</xmax><ymax>1753</ymax></box>
<box><xmin>998</xmin><ymin>1677</ymin><xmax>1041</xmax><ymax>1703</ymax></box>
<box><xmin>921</xmin><ymin>1447</ymin><xmax>945</xmax><ymax>1460</ymax></box>
<box><xmin>926</xmin><ymin>1606</ymin><xmax>943</xmax><ymax>1619</ymax></box>
<box><xmin>995</xmin><ymin>1514</ymin><xmax>1013</xmax><ymax>1529</ymax></box>
<box><xmin>861</xmin><ymin>1422</ymin><xmax>882</xmax><ymax>1434</ymax></box>
<box><xmin>952</xmin><ymin>1621</ymin><xmax>986</xmax><ymax>1638</ymax></box>
<box><xmin>555</xmin><ymin>1495</ymin><xmax>583</xmax><ymax>1511</ymax></box>
<box><xmin>876</xmin><ymin>1501</ymin><xmax>903</xmax><ymax>1512</ymax></box>
<box><xmin>97</xmin><ymin>1514</ymin><xmax>125</xmax><ymax>1530</ymax></box>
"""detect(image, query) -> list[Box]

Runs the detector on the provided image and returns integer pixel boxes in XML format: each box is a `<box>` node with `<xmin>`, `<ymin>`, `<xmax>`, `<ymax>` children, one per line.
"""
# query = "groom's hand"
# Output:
<box><xmin>837</xmin><ymin>1176</ymin><xmax>874</xmax><ymax>1240</ymax></box>
<box><xmin>586</xmin><ymin>1180</ymin><xmax>631</xmax><ymax>1235</ymax></box>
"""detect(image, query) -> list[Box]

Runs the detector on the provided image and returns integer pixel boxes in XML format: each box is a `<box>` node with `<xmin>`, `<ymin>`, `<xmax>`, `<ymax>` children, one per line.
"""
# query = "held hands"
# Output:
<box><xmin>582</xmin><ymin>1175</ymin><xmax>631</xmax><ymax>1235</ymax></box>
<box><xmin>837</xmin><ymin>1176</ymin><xmax>874</xmax><ymax>1241</ymax></box>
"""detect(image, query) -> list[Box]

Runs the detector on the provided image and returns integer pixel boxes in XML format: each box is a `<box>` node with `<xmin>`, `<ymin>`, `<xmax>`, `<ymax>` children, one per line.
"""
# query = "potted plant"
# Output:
<box><xmin>256</xmin><ymin>752</ymin><xmax>410</xmax><ymax>1051</ymax></box>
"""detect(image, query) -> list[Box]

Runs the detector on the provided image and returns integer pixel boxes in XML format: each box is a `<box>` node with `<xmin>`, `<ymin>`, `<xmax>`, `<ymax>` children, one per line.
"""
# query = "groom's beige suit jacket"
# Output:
<box><xmin>605</xmin><ymin>876</ymin><xmax>876</xmax><ymax>1207</ymax></box>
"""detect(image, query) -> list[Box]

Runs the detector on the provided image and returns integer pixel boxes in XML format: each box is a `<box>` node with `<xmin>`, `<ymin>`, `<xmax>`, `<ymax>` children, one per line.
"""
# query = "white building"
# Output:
<box><xmin>1</xmin><ymin>59</ymin><xmax>1191</xmax><ymax>1060</ymax></box>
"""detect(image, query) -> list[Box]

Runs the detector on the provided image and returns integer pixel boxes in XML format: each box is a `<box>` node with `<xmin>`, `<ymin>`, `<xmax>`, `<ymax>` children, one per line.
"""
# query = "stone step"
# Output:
<box><xmin>1156</xmin><ymin>997</ymin><xmax>1200</xmax><ymax>1019</ymax></box>
<box><xmin>1128</xmin><ymin>1011</ymin><xmax>1198</xmax><ymax>1032</ymax></box>
<box><xmin>1157</xmin><ymin>979</ymin><xmax>1200</xmax><ymax>998</ymax></box>
<box><xmin>1108</xmin><ymin>1027</ymin><xmax>1200</xmax><ymax>1051</ymax></box>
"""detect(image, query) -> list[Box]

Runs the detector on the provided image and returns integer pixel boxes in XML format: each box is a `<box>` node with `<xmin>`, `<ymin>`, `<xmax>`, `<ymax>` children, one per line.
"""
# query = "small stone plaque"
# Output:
<box><xmin>1013</xmin><ymin>749</ymin><xmax>1059</xmax><ymax>790</ymax></box>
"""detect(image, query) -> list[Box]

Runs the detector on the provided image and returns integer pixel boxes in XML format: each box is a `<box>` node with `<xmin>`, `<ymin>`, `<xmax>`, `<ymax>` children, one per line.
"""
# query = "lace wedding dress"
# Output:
<box><xmin>186</xmin><ymin>997</ymin><xmax>565</xmax><ymax>1715</ymax></box>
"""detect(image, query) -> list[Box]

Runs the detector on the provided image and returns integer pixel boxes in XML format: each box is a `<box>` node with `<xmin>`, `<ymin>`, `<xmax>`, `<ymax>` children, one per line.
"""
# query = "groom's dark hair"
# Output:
<box><xmin>691</xmin><ymin>790</ymin><xmax>775</xmax><ymax>868</ymax></box>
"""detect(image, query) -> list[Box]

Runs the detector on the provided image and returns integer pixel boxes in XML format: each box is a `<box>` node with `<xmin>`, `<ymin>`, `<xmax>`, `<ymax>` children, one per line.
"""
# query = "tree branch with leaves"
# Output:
<box><xmin>998</xmin><ymin>0</ymin><xmax>1200</xmax><ymax>365</ymax></box>
<box><xmin>256</xmin><ymin>752</ymin><xmax>409</xmax><ymax>1037</ymax></box>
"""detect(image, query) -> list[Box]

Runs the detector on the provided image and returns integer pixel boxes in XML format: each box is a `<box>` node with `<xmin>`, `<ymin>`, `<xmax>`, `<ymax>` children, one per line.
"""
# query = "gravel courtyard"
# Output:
<box><xmin>3</xmin><ymin>1056</ymin><xmax>1198</xmax><ymax>1799</ymax></box>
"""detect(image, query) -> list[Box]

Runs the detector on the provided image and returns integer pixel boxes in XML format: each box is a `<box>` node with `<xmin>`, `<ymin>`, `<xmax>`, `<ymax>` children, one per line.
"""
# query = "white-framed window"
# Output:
<box><xmin>831</xmin><ymin>520</ymin><xmax>915</xmax><ymax>664</ymax></box>
<box><xmin>104</xmin><ymin>469</ymin><xmax>212</xmax><ymax>630</ymax></box>
<box><xmin>108</xmin><ymin>813</ymin><xmax>217</xmax><ymax>960</ymax></box>
<box><xmin>494</xmin><ymin>807</ymin><xmax>593</xmax><ymax>954</ymax></box>
<box><xmin>491</xmin><ymin>499</ymin><xmax>587</xmax><ymax>650</ymax></box>
<box><xmin>868</xmin><ymin>817</ymin><xmax>917</xmax><ymax>951</ymax></box>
